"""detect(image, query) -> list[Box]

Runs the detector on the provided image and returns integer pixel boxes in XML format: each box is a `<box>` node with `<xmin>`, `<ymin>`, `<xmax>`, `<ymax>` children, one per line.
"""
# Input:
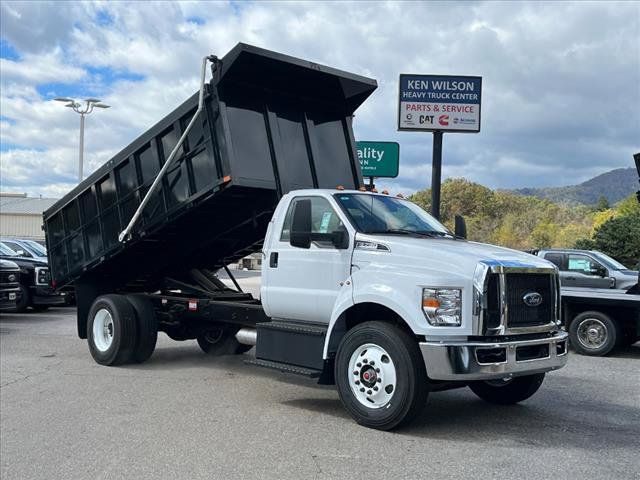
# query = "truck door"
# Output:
<box><xmin>543</xmin><ymin>252</ymin><xmax>567</xmax><ymax>285</ymax></box>
<box><xmin>565</xmin><ymin>253</ymin><xmax>614</xmax><ymax>289</ymax></box>
<box><xmin>263</xmin><ymin>196</ymin><xmax>352</xmax><ymax>323</ymax></box>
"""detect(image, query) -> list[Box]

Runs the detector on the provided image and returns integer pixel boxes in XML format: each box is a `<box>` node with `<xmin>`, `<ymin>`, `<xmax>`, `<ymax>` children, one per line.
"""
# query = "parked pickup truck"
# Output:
<box><xmin>0</xmin><ymin>242</ymin><xmax>66</xmax><ymax>312</ymax></box>
<box><xmin>0</xmin><ymin>259</ymin><xmax>22</xmax><ymax>311</ymax></box>
<box><xmin>534</xmin><ymin>248</ymin><xmax>638</xmax><ymax>291</ymax></box>
<box><xmin>44</xmin><ymin>44</ymin><xmax>568</xmax><ymax>430</ymax></box>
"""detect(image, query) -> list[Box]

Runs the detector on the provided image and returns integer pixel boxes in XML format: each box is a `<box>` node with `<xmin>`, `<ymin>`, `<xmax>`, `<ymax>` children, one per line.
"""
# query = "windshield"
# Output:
<box><xmin>0</xmin><ymin>243</ymin><xmax>18</xmax><ymax>256</ymax></box>
<box><xmin>591</xmin><ymin>251</ymin><xmax>629</xmax><ymax>270</ymax></box>
<box><xmin>23</xmin><ymin>240</ymin><xmax>47</xmax><ymax>257</ymax></box>
<box><xmin>334</xmin><ymin>193</ymin><xmax>450</xmax><ymax>236</ymax></box>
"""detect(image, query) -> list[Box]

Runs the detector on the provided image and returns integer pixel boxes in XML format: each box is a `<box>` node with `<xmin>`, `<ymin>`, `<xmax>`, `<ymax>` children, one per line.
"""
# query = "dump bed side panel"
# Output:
<box><xmin>44</xmin><ymin>44</ymin><xmax>376</xmax><ymax>290</ymax></box>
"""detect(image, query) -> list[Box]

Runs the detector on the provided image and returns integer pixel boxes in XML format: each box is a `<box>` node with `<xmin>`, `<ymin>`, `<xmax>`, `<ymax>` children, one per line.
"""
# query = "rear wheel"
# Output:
<box><xmin>569</xmin><ymin>311</ymin><xmax>618</xmax><ymax>356</ymax></box>
<box><xmin>87</xmin><ymin>294</ymin><xmax>137</xmax><ymax>365</ymax></box>
<box><xmin>197</xmin><ymin>324</ymin><xmax>251</xmax><ymax>356</ymax></box>
<box><xmin>126</xmin><ymin>295</ymin><xmax>158</xmax><ymax>363</ymax></box>
<box><xmin>334</xmin><ymin>321</ymin><xmax>428</xmax><ymax>431</ymax></box>
<box><xmin>469</xmin><ymin>373</ymin><xmax>545</xmax><ymax>405</ymax></box>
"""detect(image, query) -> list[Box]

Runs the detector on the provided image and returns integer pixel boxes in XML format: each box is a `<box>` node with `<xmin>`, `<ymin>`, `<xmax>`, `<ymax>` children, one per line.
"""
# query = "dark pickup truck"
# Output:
<box><xmin>0</xmin><ymin>259</ymin><xmax>22</xmax><ymax>311</ymax></box>
<box><xmin>0</xmin><ymin>243</ymin><xmax>66</xmax><ymax>312</ymax></box>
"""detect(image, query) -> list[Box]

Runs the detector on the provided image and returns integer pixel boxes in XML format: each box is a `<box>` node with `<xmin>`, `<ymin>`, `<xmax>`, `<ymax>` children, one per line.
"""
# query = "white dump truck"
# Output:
<box><xmin>44</xmin><ymin>44</ymin><xmax>567</xmax><ymax>430</ymax></box>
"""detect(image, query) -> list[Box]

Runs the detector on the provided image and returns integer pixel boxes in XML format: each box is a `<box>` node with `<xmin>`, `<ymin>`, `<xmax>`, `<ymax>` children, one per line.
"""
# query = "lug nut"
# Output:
<box><xmin>367</xmin><ymin>390</ymin><xmax>372</xmax><ymax>395</ymax></box>
<box><xmin>373</xmin><ymin>386</ymin><xmax>378</xmax><ymax>391</ymax></box>
<box><xmin>363</xmin><ymin>359</ymin><xmax>368</xmax><ymax>364</ymax></box>
<box><xmin>375</xmin><ymin>368</ymin><xmax>380</xmax><ymax>373</ymax></box>
<box><xmin>369</xmin><ymin>361</ymin><xmax>375</xmax><ymax>366</ymax></box>
<box><xmin>360</xmin><ymin>387</ymin><xmax>365</xmax><ymax>392</ymax></box>
<box><xmin>353</xmin><ymin>371</ymin><xmax>359</xmax><ymax>375</ymax></box>
<box><xmin>377</xmin><ymin>378</ymin><xmax>382</xmax><ymax>383</ymax></box>
<box><xmin>355</xmin><ymin>380</ymin><xmax>360</xmax><ymax>385</ymax></box>
<box><xmin>356</xmin><ymin>362</ymin><xmax>362</xmax><ymax>367</ymax></box>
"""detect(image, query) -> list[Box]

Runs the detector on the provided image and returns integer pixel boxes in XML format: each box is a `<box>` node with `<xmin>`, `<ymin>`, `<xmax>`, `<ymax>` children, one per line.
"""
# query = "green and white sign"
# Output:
<box><xmin>356</xmin><ymin>141</ymin><xmax>400</xmax><ymax>178</ymax></box>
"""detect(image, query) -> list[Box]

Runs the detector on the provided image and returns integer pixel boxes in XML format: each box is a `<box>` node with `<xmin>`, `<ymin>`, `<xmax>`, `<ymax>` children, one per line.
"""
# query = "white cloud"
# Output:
<box><xmin>0</xmin><ymin>0</ymin><xmax>638</xmax><ymax>200</ymax></box>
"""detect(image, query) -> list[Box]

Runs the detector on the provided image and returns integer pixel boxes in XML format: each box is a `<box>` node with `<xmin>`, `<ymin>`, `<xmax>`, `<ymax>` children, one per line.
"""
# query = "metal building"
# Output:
<box><xmin>0</xmin><ymin>193</ymin><xmax>59</xmax><ymax>241</ymax></box>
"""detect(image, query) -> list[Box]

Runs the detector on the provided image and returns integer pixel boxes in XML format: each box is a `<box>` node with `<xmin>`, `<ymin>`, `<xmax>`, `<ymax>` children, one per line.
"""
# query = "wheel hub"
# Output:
<box><xmin>92</xmin><ymin>308</ymin><xmax>114</xmax><ymax>353</ymax></box>
<box><xmin>348</xmin><ymin>343</ymin><xmax>397</xmax><ymax>409</ymax></box>
<box><xmin>577</xmin><ymin>318</ymin><xmax>607</xmax><ymax>349</ymax></box>
<box><xmin>360</xmin><ymin>366</ymin><xmax>378</xmax><ymax>387</ymax></box>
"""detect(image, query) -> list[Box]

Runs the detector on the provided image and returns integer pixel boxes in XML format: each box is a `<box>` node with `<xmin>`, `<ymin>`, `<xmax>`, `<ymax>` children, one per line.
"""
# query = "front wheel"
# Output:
<box><xmin>334</xmin><ymin>321</ymin><xmax>428</xmax><ymax>431</ymax></box>
<box><xmin>569</xmin><ymin>311</ymin><xmax>618</xmax><ymax>356</ymax></box>
<box><xmin>469</xmin><ymin>373</ymin><xmax>545</xmax><ymax>405</ymax></box>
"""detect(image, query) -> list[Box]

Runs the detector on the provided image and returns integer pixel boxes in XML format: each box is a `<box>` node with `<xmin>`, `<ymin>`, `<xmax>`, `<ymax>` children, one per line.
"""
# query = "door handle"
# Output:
<box><xmin>269</xmin><ymin>252</ymin><xmax>278</xmax><ymax>268</ymax></box>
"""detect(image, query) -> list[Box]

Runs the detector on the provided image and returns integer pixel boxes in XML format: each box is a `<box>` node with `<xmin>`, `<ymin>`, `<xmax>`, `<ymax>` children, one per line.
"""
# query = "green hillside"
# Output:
<box><xmin>409</xmin><ymin>178</ymin><xmax>640</xmax><ymax>268</ymax></box>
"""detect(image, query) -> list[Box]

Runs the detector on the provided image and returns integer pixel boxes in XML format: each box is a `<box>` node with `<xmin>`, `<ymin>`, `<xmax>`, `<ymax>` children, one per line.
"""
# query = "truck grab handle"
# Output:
<box><xmin>118</xmin><ymin>55</ymin><xmax>218</xmax><ymax>243</ymax></box>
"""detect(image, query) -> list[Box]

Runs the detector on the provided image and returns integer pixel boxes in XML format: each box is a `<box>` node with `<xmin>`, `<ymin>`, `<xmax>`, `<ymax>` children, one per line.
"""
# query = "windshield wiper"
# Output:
<box><xmin>366</xmin><ymin>229</ymin><xmax>454</xmax><ymax>238</ymax></box>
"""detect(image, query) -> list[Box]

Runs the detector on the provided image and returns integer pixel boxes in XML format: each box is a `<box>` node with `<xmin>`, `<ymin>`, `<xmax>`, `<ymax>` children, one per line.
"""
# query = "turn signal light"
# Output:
<box><xmin>358</xmin><ymin>186</ymin><xmax>367</xmax><ymax>192</ymax></box>
<box><xmin>422</xmin><ymin>298</ymin><xmax>440</xmax><ymax>309</ymax></box>
<box><xmin>381</xmin><ymin>190</ymin><xmax>389</xmax><ymax>195</ymax></box>
<box><xmin>336</xmin><ymin>185</ymin><xmax>345</xmax><ymax>190</ymax></box>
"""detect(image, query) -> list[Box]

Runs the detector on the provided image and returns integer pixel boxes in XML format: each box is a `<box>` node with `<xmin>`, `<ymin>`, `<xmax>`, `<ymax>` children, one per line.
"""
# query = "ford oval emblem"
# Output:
<box><xmin>523</xmin><ymin>292</ymin><xmax>543</xmax><ymax>307</ymax></box>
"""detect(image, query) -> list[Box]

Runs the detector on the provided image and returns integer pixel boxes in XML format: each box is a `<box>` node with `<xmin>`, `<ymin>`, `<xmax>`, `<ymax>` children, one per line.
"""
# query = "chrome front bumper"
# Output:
<box><xmin>420</xmin><ymin>331</ymin><xmax>568</xmax><ymax>381</ymax></box>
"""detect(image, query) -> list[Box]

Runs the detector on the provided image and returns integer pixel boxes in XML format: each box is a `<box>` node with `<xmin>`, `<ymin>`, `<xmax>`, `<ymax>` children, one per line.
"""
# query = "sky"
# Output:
<box><xmin>0</xmin><ymin>0</ymin><xmax>638</xmax><ymax>199</ymax></box>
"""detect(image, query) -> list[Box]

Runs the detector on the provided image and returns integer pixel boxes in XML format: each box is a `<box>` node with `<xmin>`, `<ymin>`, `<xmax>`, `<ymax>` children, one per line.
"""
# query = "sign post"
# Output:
<box><xmin>356</xmin><ymin>141</ymin><xmax>400</xmax><ymax>190</ymax></box>
<box><xmin>398</xmin><ymin>74</ymin><xmax>482</xmax><ymax>219</ymax></box>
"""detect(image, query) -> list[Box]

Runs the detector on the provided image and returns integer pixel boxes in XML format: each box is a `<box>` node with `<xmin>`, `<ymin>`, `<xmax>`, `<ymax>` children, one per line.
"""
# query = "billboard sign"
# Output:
<box><xmin>398</xmin><ymin>74</ymin><xmax>482</xmax><ymax>133</ymax></box>
<box><xmin>356</xmin><ymin>141</ymin><xmax>399</xmax><ymax>178</ymax></box>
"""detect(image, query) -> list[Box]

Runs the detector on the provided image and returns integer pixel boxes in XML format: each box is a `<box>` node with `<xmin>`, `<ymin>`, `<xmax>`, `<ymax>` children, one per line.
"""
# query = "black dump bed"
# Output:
<box><xmin>44</xmin><ymin>43</ymin><xmax>376</xmax><ymax>290</ymax></box>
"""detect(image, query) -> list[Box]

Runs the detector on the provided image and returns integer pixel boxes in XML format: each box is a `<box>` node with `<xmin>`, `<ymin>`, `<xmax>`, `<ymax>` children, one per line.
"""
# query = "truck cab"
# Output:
<box><xmin>257</xmin><ymin>189</ymin><xmax>567</xmax><ymax>428</ymax></box>
<box><xmin>536</xmin><ymin>248</ymin><xmax>638</xmax><ymax>291</ymax></box>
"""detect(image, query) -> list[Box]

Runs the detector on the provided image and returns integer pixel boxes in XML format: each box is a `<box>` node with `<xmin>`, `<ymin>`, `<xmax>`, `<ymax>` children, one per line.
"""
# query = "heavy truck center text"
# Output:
<box><xmin>402</xmin><ymin>80</ymin><xmax>478</xmax><ymax>101</ymax></box>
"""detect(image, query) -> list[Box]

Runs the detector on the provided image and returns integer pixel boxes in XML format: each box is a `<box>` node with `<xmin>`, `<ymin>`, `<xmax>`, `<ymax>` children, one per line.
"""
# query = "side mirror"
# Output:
<box><xmin>331</xmin><ymin>227</ymin><xmax>349</xmax><ymax>249</ymax></box>
<box><xmin>15</xmin><ymin>249</ymin><xmax>29</xmax><ymax>257</ymax></box>
<box><xmin>589</xmin><ymin>266</ymin><xmax>606</xmax><ymax>277</ymax></box>
<box><xmin>290</xmin><ymin>199</ymin><xmax>311</xmax><ymax>249</ymax></box>
<box><xmin>454</xmin><ymin>215</ymin><xmax>467</xmax><ymax>239</ymax></box>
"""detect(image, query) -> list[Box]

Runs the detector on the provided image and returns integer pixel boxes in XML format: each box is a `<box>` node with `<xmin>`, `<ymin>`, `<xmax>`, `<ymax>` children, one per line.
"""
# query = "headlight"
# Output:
<box><xmin>36</xmin><ymin>267</ymin><xmax>51</xmax><ymax>285</ymax></box>
<box><xmin>422</xmin><ymin>288</ymin><xmax>462</xmax><ymax>326</ymax></box>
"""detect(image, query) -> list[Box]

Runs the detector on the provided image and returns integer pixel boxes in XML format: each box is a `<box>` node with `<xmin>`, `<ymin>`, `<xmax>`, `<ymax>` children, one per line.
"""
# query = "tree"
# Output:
<box><xmin>596</xmin><ymin>195</ymin><xmax>609</xmax><ymax>211</ymax></box>
<box><xmin>574</xmin><ymin>238</ymin><xmax>596</xmax><ymax>250</ymax></box>
<box><xmin>592</xmin><ymin>213</ymin><xmax>640</xmax><ymax>268</ymax></box>
<box><xmin>615</xmin><ymin>194</ymin><xmax>640</xmax><ymax>217</ymax></box>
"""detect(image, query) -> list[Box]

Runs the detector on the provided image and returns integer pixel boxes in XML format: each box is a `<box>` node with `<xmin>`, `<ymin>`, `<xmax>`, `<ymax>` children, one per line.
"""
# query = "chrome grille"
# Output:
<box><xmin>475</xmin><ymin>263</ymin><xmax>559</xmax><ymax>335</ymax></box>
<box><xmin>505</xmin><ymin>273</ymin><xmax>554</xmax><ymax>327</ymax></box>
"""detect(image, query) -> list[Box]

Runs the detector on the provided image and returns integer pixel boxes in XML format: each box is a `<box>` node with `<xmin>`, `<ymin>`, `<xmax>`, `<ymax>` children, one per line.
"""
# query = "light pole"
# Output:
<box><xmin>54</xmin><ymin>97</ymin><xmax>110</xmax><ymax>182</ymax></box>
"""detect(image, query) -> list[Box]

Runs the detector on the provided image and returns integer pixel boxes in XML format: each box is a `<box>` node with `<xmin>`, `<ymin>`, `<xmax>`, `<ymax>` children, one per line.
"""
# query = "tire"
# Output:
<box><xmin>469</xmin><ymin>373</ymin><xmax>545</xmax><ymax>405</ymax></box>
<box><xmin>569</xmin><ymin>311</ymin><xmax>619</xmax><ymax>356</ymax></box>
<box><xmin>126</xmin><ymin>295</ymin><xmax>158</xmax><ymax>363</ymax></box>
<box><xmin>334</xmin><ymin>321</ymin><xmax>428</xmax><ymax>431</ymax></box>
<box><xmin>197</xmin><ymin>324</ymin><xmax>250</xmax><ymax>356</ymax></box>
<box><xmin>13</xmin><ymin>285</ymin><xmax>30</xmax><ymax>313</ymax></box>
<box><xmin>87</xmin><ymin>294</ymin><xmax>138</xmax><ymax>366</ymax></box>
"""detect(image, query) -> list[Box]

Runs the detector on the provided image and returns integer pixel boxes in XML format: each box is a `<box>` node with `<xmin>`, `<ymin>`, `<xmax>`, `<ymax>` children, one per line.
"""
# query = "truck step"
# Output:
<box><xmin>258</xmin><ymin>320</ymin><xmax>327</xmax><ymax>336</ymax></box>
<box><xmin>245</xmin><ymin>358</ymin><xmax>321</xmax><ymax>378</ymax></box>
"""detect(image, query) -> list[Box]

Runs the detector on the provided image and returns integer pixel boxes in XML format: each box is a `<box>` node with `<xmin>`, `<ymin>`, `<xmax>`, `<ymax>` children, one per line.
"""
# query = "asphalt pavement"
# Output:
<box><xmin>1</xmin><ymin>306</ymin><xmax>638</xmax><ymax>480</ymax></box>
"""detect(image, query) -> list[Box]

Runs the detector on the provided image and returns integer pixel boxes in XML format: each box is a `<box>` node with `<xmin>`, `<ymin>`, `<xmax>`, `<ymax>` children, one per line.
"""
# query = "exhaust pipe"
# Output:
<box><xmin>235</xmin><ymin>328</ymin><xmax>257</xmax><ymax>346</ymax></box>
